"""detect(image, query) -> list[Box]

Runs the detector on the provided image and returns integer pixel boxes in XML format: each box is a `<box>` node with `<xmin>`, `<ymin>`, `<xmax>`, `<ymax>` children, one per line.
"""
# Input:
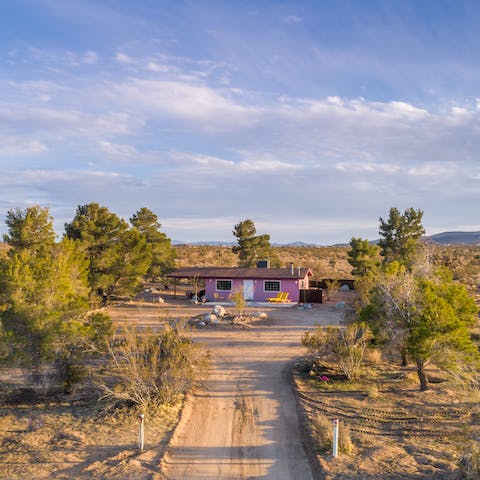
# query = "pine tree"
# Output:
<box><xmin>65</xmin><ymin>203</ymin><xmax>152</xmax><ymax>304</ymax></box>
<box><xmin>347</xmin><ymin>237</ymin><xmax>381</xmax><ymax>277</ymax></box>
<box><xmin>232</xmin><ymin>219</ymin><xmax>279</xmax><ymax>267</ymax></box>
<box><xmin>378</xmin><ymin>207</ymin><xmax>425</xmax><ymax>268</ymax></box>
<box><xmin>130</xmin><ymin>207</ymin><xmax>175</xmax><ymax>278</ymax></box>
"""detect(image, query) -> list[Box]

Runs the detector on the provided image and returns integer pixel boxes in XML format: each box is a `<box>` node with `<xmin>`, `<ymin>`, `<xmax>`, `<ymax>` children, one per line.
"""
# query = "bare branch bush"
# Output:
<box><xmin>98</xmin><ymin>325</ymin><xmax>208</xmax><ymax>411</ymax></box>
<box><xmin>302</xmin><ymin>323</ymin><xmax>370</xmax><ymax>380</ymax></box>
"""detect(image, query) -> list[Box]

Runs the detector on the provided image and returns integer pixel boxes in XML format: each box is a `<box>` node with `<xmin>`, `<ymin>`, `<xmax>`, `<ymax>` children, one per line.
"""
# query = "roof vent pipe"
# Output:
<box><xmin>290</xmin><ymin>263</ymin><xmax>294</xmax><ymax>275</ymax></box>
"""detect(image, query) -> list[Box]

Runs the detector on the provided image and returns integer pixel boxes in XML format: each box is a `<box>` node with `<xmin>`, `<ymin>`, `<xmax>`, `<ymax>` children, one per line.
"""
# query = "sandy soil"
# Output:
<box><xmin>160</xmin><ymin>304</ymin><xmax>344</xmax><ymax>479</ymax></box>
<box><xmin>0</xmin><ymin>293</ymin><xmax>344</xmax><ymax>480</ymax></box>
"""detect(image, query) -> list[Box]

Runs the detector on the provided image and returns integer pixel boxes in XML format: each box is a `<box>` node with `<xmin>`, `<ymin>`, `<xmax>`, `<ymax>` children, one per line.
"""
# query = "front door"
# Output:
<box><xmin>243</xmin><ymin>280</ymin><xmax>254</xmax><ymax>300</ymax></box>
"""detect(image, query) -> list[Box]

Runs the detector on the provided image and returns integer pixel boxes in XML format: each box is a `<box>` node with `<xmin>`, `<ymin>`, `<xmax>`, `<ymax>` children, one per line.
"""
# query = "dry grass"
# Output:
<box><xmin>295</xmin><ymin>360</ymin><xmax>480</xmax><ymax>479</ymax></box>
<box><xmin>312</xmin><ymin>414</ymin><xmax>355</xmax><ymax>454</ymax></box>
<box><xmin>173</xmin><ymin>244</ymin><xmax>353</xmax><ymax>279</ymax></box>
<box><xmin>0</xmin><ymin>398</ymin><xmax>181</xmax><ymax>480</ymax></box>
<box><xmin>363</xmin><ymin>348</ymin><xmax>383</xmax><ymax>364</ymax></box>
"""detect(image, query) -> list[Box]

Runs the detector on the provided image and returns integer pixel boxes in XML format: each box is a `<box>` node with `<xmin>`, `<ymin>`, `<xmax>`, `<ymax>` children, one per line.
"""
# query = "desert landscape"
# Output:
<box><xmin>2</xmin><ymin>283</ymin><xmax>480</xmax><ymax>479</ymax></box>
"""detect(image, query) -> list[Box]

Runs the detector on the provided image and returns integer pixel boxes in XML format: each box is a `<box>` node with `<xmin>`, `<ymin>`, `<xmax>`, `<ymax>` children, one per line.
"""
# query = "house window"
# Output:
<box><xmin>216</xmin><ymin>280</ymin><xmax>232</xmax><ymax>291</ymax></box>
<box><xmin>264</xmin><ymin>280</ymin><xmax>281</xmax><ymax>292</ymax></box>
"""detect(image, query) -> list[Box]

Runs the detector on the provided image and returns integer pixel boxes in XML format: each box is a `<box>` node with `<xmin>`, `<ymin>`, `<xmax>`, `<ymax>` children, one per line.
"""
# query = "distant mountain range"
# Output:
<box><xmin>427</xmin><ymin>231</ymin><xmax>480</xmax><ymax>245</ymax></box>
<box><xmin>173</xmin><ymin>231</ymin><xmax>480</xmax><ymax>247</ymax></box>
<box><xmin>172</xmin><ymin>240</ymin><xmax>315</xmax><ymax>247</ymax></box>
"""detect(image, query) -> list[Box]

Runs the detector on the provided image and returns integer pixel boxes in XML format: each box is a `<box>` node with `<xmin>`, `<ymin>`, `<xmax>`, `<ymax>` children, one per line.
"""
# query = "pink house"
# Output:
<box><xmin>167</xmin><ymin>266</ymin><xmax>312</xmax><ymax>303</ymax></box>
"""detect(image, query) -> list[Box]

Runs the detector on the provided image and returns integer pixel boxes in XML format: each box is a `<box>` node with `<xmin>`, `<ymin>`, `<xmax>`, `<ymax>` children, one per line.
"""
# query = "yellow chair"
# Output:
<box><xmin>267</xmin><ymin>292</ymin><xmax>289</xmax><ymax>303</ymax></box>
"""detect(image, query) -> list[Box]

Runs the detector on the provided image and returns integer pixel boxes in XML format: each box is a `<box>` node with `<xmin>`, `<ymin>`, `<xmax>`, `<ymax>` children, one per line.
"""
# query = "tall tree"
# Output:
<box><xmin>130</xmin><ymin>207</ymin><xmax>175</xmax><ymax>278</ymax></box>
<box><xmin>65</xmin><ymin>203</ymin><xmax>152</xmax><ymax>303</ymax></box>
<box><xmin>232</xmin><ymin>219</ymin><xmax>279</xmax><ymax>267</ymax></box>
<box><xmin>347</xmin><ymin>237</ymin><xmax>381</xmax><ymax>277</ymax></box>
<box><xmin>3</xmin><ymin>205</ymin><xmax>55</xmax><ymax>254</ymax></box>
<box><xmin>0</xmin><ymin>208</ymin><xmax>96</xmax><ymax>390</ymax></box>
<box><xmin>378</xmin><ymin>207</ymin><xmax>425</xmax><ymax>268</ymax></box>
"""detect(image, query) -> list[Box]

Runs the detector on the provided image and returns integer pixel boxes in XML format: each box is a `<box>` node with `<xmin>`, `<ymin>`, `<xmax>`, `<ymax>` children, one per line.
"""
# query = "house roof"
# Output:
<box><xmin>167</xmin><ymin>267</ymin><xmax>312</xmax><ymax>280</ymax></box>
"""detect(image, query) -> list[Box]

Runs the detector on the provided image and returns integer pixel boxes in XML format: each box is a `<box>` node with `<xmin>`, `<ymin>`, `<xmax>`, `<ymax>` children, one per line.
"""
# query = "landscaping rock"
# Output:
<box><xmin>204</xmin><ymin>313</ymin><xmax>217</xmax><ymax>323</ymax></box>
<box><xmin>212</xmin><ymin>305</ymin><xmax>226</xmax><ymax>317</ymax></box>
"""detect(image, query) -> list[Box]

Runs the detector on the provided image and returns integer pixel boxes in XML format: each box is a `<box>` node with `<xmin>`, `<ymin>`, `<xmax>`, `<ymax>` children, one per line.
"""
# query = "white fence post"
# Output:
<box><xmin>138</xmin><ymin>413</ymin><xmax>145</xmax><ymax>450</ymax></box>
<box><xmin>332</xmin><ymin>418</ymin><xmax>339</xmax><ymax>458</ymax></box>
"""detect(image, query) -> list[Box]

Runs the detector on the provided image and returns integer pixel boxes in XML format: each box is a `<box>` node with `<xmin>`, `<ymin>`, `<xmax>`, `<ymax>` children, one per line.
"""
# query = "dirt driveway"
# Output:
<box><xmin>161</xmin><ymin>304</ymin><xmax>344</xmax><ymax>479</ymax></box>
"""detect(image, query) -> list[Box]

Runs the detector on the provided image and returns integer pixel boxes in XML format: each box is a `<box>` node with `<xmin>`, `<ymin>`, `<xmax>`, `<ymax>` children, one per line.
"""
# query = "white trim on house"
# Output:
<box><xmin>263</xmin><ymin>280</ymin><xmax>281</xmax><ymax>292</ymax></box>
<box><xmin>216</xmin><ymin>279</ymin><xmax>233</xmax><ymax>291</ymax></box>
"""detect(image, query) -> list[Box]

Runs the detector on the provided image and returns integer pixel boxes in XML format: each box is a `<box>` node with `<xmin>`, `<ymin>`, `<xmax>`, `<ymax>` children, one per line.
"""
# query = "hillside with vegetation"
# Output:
<box><xmin>173</xmin><ymin>243</ymin><xmax>480</xmax><ymax>290</ymax></box>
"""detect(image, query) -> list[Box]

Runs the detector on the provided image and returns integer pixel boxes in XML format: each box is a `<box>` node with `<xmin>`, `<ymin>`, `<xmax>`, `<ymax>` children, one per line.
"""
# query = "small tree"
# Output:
<box><xmin>323</xmin><ymin>279</ymin><xmax>340</xmax><ymax>301</ymax></box>
<box><xmin>230</xmin><ymin>287</ymin><xmax>246</xmax><ymax>315</ymax></box>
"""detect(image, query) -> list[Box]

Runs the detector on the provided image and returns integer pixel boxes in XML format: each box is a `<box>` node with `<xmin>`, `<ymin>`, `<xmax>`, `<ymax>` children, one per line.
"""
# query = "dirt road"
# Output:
<box><xmin>162</xmin><ymin>305</ymin><xmax>344</xmax><ymax>480</ymax></box>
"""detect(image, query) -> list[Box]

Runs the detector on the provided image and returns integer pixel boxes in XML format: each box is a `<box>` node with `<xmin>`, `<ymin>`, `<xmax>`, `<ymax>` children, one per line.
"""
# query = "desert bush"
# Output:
<box><xmin>312</xmin><ymin>414</ymin><xmax>354</xmax><ymax>454</ymax></box>
<box><xmin>99</xmin><ymin>325</ymin><xmax>208</xmax><ymax>411</ymax></box>
<box><xmin>458</xmin><ymin>450</ymin><xmax>480</xmax><ymax>479</ymax></box>
<box><xmin>229</xmin><ymin>287</ymin><xmax>246</xmax><ymax>315</ymax></box>
<box><xmin>366</xmin><ymin>384</ymin><xmax>380</xmax><ymax>398</ymax></box>
<box><xmin>323</xmin><ymin>279</ymin><xmax>340</xmax><ymax>301</ymax></box>
<box><xmin>363</xmin><ymin>348</ymin><xmax>382</xmax><ymax>364</ymax></box>
<box><xmin>302</xmin><ymin>323</ymin><xmax>370</xmax><ymax>380</ymax></box>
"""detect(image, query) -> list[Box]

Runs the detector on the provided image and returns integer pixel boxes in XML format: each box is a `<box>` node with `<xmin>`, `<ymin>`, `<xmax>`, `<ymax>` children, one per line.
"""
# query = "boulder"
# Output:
<box><xmin>204</xmin><ymin>313</ymin><xmax>217</xmax><ymax>323</ymax></box>
<box><xmin>212</xmin><ymin>305</ymin><xmax>226</xmax><ymax>317</ymax></box>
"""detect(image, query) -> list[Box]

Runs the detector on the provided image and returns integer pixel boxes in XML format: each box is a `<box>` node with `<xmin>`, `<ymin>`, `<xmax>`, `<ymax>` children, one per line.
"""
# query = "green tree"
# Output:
<box><xmin>130</xmin><ymin>207</ymin><xmax>175</xmax><ymax>278</ymax></box>
<box><xmin>232</xmin><ymin>219</ymin><xmax>279</xmax><ymax>267</ymax></box>
<box><xmin>3</xmin><ymin>205</ymin><xmax>55</xmax><ymax>253</ymax></box>
<box><xmin>347</xmin><ymin>237</ymin><xmax>381</xmax><ymax>277</ymax></box>
<box><xmin>0</xmin><ymin>205</ymin><xmax>103</xmax><ymax>392</ymax></box>
<box><xmin>379</xmin><ymin>207</ymin><xmax>425</xmax><ymax>268</ymax></box>
<box><xmin>65</xmin><ymin>203</ymin><xmax>152</xmax><ymax>304</ymax></box>
<box><xmin>362</xmin><ymin>263</ymin><xmax>479</xmax><ymax>391</ymax></box>
<box><xmin>406</xmin><ymin>270</ymin><xmax>478</xmax><ymax>390</ymax></box>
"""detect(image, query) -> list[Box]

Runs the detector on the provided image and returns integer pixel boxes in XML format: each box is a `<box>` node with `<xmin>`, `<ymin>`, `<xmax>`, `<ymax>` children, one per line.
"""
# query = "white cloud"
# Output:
<box><xmin>283</xmin><ymin>15</ymin><xmax>303</xmax><ymax>24</ymax></box>
<box><xmin>106</xmin><ymin>79</ymin><xmax>258</xmax><ymax>128</ymax></box>
<box><xmin>145</xmin><ymin>61</ymin><xmax>170</xmax><ymax>72</ymax></box>
<box><xmin>0</xmin><ymin>136</ymin><xmax>47</xmax><ymax>156</ymax></box>
<box><xmin>83</xmin><ymin>50</ymin><xmax>98</xmax><ymax>64</ymax></box>
<box><xmin>115</xmin><ymin>52</ymin><xmax>136</xmax><ymax>64</ymax></box>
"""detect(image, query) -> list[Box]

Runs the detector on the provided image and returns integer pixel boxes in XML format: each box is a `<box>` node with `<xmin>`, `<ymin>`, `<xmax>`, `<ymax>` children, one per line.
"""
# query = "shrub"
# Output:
<box><xmin>366</xmin><ymin>384</ymin><xmax>380</xmax><ymax>399</ymax></box>
<box><xmin>363</xmin><ymin>348</ymin><xmax>382</xmax><ymax>364</ymax></box>
<box><xmin>458</xmin><ymin>451</ymin><xmax>480</xmax><ymax>479</ymax></box>
<box><xmin>312</xmin><ymin>414</ymin><xmax>354</xmax><ymax>454</ymax></box>
<box><xmin>98</xmin><ymin>325</ymin><xmax>208</xmax><ymax>411</ymax></box>
<box><xmin>229</xmin><ymin>287</ymin><xmax>246</xmax><ymax>315</ymax></box>
<box><xmin>302</xmin><ymin>323</ymin><xmax>370</xmax><ymax>380</ymax></box>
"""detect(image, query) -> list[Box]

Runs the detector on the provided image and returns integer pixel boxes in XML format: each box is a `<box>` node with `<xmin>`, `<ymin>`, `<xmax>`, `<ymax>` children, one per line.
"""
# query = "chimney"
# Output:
<box><xmin>290</xmin><ymin>263</ymin><xmax>294</xmax><ymax>275</ymax></box>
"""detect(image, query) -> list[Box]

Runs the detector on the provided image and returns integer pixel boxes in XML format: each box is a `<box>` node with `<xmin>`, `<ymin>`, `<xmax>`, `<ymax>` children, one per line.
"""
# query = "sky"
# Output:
<box><xmin>1</xmin><ymin>0</ymin><xmax>480</xmax><ymax>244</ymax></box>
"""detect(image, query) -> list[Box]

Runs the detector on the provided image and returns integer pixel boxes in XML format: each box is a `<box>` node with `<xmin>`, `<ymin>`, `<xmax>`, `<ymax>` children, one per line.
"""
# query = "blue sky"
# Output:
<box><xmin>1</xmin><ymin>0</ymin><xmax>479</xmax><ymax>244</ymax></box>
